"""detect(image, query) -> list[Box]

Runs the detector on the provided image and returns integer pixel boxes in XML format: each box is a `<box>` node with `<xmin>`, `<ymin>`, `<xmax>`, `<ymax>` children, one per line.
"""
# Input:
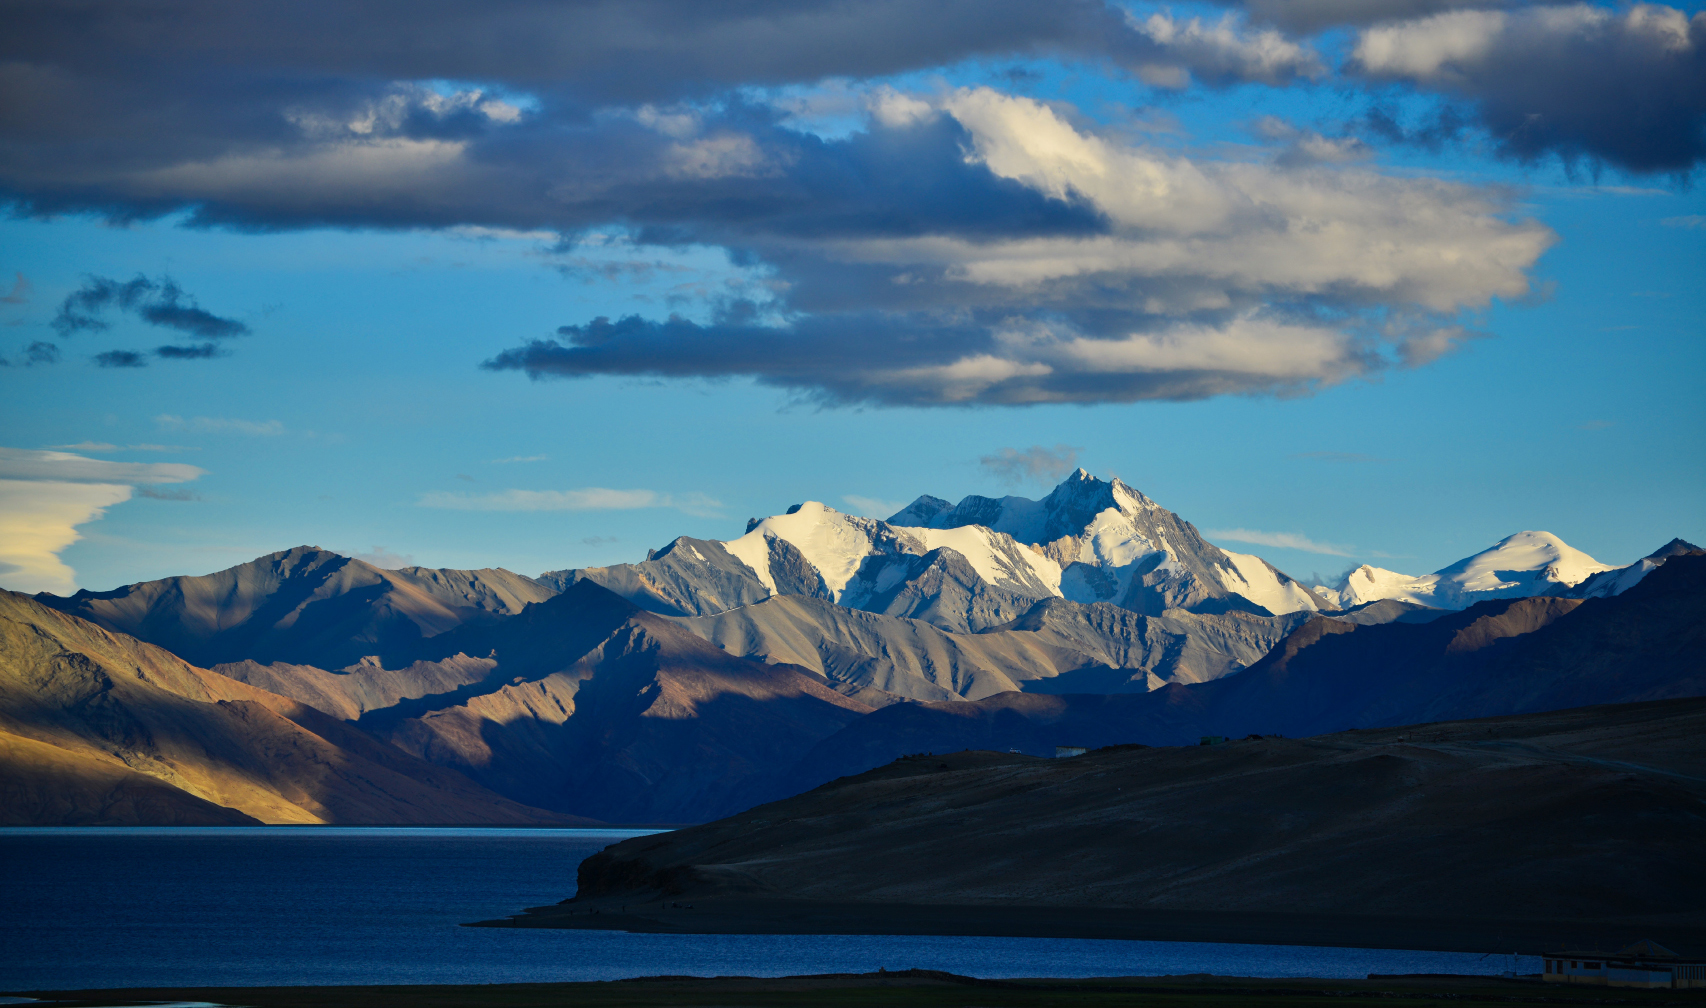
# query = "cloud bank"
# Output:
<box><xmin>0</xmin><ymin>448</ymin><xmax>207</xmax><ymax>595</ymax></box>
<box><xmin>3</xmin><ymin>0</ymin><xmax>1689</xmax><ymax>408</ymax></box>
<box><xmin>483</xmin><ymin>89</ymin><xmax>1552</xmax><ymax>406</ymax></box>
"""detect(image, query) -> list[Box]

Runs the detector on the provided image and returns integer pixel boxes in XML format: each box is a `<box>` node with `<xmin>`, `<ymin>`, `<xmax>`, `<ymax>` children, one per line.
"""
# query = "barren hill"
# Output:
<box><xmin>492</xmin><ymin>697</ymin><xmax>1706</xmax><ymax>952</ymax></box>
<box><xmin>0</xmin><ymin>590</ymin><xmax>580</xmax><ymax>826</ymax></box>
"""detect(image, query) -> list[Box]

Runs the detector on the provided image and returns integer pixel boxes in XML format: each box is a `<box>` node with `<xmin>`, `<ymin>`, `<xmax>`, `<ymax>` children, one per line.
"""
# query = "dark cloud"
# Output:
<box><xmin>93</xmin><ymin>350</ymin><xmax>148</xmax><ymax>368</ymax></box>
<box><xmin>1351</xmin><ymin>5</ymin><xmax>1706</xmax><ymax>173</ymax></box>
<box><xmin>1</xmin><ymin>273</ymin><xmax>29</xmax><ymax>304</ymax></box>
<box><xmin>1221</xmin><ymin>0</ymin><xmax>1525</xmax><ymax>34</ymax></box>
<box><xmin>980</xmin><ymin>445</ymin><xmax>1083</xmax><ymax>485</ymax></box>
<box><xmin>0</xmin><ymin>2</ymin><xmax>1591</xmax><ymax>406</ymax></box>
<box><xmin>53</xmin><ymin>275</ymin><xmax>249</xmax><ymax>341</ymax></box>
<box><xmin>24</xmin><ymin>341</ymin><xmax>59</xmax><ymax>365</ymax></box>
<box><xmin>155</xmin><ymin>343</ymin><xmax>224</xmax><ymax>359</ymax></box>
<box><xmin>137</xmin><ymin>486</ymin><xmax>202</xmax><ymax>501</ymax></box>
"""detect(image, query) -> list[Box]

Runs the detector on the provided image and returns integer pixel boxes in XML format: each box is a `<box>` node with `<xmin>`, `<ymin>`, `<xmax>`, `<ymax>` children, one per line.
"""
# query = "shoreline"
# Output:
<box><xmin>11</xmin><ymin>969</ymin><xmax>1700</xmax><ymax>1008</ymax></box>
<box><xmin>471</xmin><ymin>897</ymin><xmax>1706</xmax><ymax>957</ymax></box>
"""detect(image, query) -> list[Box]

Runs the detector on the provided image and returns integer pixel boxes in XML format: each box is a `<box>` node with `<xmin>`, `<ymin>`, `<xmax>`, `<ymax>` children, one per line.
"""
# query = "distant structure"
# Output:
<box><xmin>1054</xmin><ymin>746</ymin><xmax>1088</xmax><ymax>758</ymax></box>
<box><xmin>1199</xmin><ymin>736</ymin><xmax>1228</xmax><ymax>746</ymax></box>
<box><xmin>1543</xmin><ymin>941</ymin><xmax>1705</xmax><ymax>988</ymax></box>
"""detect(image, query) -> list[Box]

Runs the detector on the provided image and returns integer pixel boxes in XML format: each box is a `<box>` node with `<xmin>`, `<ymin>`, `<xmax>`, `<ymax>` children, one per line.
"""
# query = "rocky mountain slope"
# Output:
<box><xmin>675</xmin><ymin>595</ymin><xmax>1311</xmax><ymax>702</ymax></box>
<box><xmin>520</xmin><ymin>696</ymin><xmax>1706</xmax><ymax>931</ymax></box>
<box><xmin>34</xmin><ymin>546</ymin><xmax>555</xmax><ymax>670</ymax></box>
<box><xmin>0</xmin><ymin>590</ymin><xmax>579</xmax><ymax>826</ymax></box>
<box><xmin>889</xmin><ymin>470</ymin><xmax>1336</xmax><ymax>616</ymax></box>
<box><xmin>544</xmin><ymin>472</ymin><xmax>1335</xmax><ymax>631</ymax></box>
<box><xmin>791</xmin><ymin>551</ymin><xmax>1706</xmax><ymax>781</ymax></box>
<box><xmin>217</xmin><ymin>580</ymin><xmax>877</xmax><ymax>822</ymax></box>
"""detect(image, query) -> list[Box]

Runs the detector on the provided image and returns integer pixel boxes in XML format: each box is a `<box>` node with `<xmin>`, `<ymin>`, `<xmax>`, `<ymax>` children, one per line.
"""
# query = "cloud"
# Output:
<box><xmin>52</xmin><ymin>275</ymin><xmax>250</xmax><ymax>345</ymax></box>
<box><xmin>1</xmin><ymin>273</ymin><xmax>29</xmax><ymax>305</ymax></box>
<box><xmin>491</xmin><ymin>455</ymin><xmax>548</xmax><ymax>463</ymax></box>
<box><xmin>0</xmin><ymin>447</ymin><xmax>204</xmax><ymax>484</ymax></box>
<box><xmin>1206</xmin><ymin>527</ymin><xmax>1356</xmax><ymax>556</ymax></box>
<box><xmin>1662</xmin><ymin>215</ymin><xmax>1706</xmax><ymax>229</ymax></box>
<box><xmin>1129</xmin><ymin>12</ymin><xmax>1325</xmax><ymax>88</ymax></box>
<box><xmin>1351</xmin><ymin>5</ymin><xmax>1706</xmax><ymax>173</ymax></box>
<box><xmin>1221</xmin><ymin>0</ymin><xmax>1525</xmax><ymax>34</ymax></box>
<box><xmin>24</xmin><ymin>342</ymin><xmax>59</xmax><ymax>365</ymax></box>
<box><xmin>418</xmin><ymin>487</ymin><xmax>722</xmax><ymax>516</ymax></box>
<box><xmin>154</xmin><ymin>414</ymin><xmax>285</xmax><ymax>436</ymax></box>
<box><xmin>344</xmin><ymin>546</ymin><xmax>416</xmax><ymax>569</ymax></box>
<box><xmin>482</xmin><ymin>88</ymin><xmax>1551</xmax><ymax>407</ymax></box>
<box><xmin>47</xmin><ymin>442</ymin><xmax>197</xmax><ymax>452</ymax></box>
<box><xmin>0</xmin><ymin>480</ymin><xmax>133</xmax><ymax>595</ymax></box>
<box><xmin>980</xmin><ymin>444</ymin><xmax>1083</xmax><ymax>485</ymax></box>
<box><xmin>94</xmin><ymin>350</ymin><xmax>147</xmax><ymax>368</ymax></box>
<box><xmin>0</xmin><ymin>447</ymin><xmax>207</xmax><ymax>595</ymax></box>
<box><xmin>1288</xmin><ymin>450</ymin><xmax>1388</xmax><ymax>462</ymax></box>
<box><xmin>842</xmin><ymin>494</ymin><xmax>909</xmax><ymax>517</ymax></box>
<box><xmin>136</xmin><ymin>485</ymin><xmax>202</xmax><ymax>501</ymax></box>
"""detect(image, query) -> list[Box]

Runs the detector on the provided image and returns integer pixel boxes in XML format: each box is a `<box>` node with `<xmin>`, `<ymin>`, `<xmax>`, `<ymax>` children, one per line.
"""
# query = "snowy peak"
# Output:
<box><xmin>887</xmin><ymin>468</ymin><xmax>1156</xmax><ymax>547</ymax></box>
<box><xmin>1330</xmin><ymin>531</ymin><xmax>1618</xmax><ymax>610</ymax></box>
<box><xmin>890</xmin><ymin>470</ymin><xmax>1331</xmax><ymax>617</ymax></box>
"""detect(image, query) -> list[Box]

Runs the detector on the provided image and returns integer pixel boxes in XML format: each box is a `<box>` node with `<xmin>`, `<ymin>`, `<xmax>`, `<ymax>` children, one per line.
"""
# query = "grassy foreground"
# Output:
<box><xmin>13</xmin><ymin>969</ymin><xmax>1706</xmax><ymax>1008</ymax></box>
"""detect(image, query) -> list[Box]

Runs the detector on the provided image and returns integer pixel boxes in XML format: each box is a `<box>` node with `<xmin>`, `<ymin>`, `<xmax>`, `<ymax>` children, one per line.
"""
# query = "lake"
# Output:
<box><xmin>0</xmin><ymin>827</ymin><xmax>1539</xmax><ymax>990</ymax></box>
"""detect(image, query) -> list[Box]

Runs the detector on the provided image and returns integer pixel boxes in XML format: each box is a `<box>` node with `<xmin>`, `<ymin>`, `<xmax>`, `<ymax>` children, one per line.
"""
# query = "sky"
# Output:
<box><xmin>2</xmin><ymin>0</ymin><xmax>1703</xmax><ymax>596</ymax></box>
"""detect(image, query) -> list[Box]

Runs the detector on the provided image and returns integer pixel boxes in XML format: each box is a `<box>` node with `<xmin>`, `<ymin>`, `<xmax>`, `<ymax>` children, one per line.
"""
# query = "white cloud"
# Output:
<box><xmin>0</xmin><ymin>481</ymin><xmax>133</xmax><ymax>595</ymax></box>
<box><xmin>155</xmin><ymin>414</ymin><xmax>285</xmax><ymax>436</ymax></box>
<box><xmin>48</xmin><ymin>441</ymin><xmax>198</xmax><ymax>452</ymax></box>
<box><xmin>1131</xmin><ymin>12</ymin><xmax>1326</xmax><ymax>88</ymax></box>
<box><xmin>491</xmin><ymin>454</ymin><xmax>549</xmax><ymax>463</ymax></box>
<box><xmin>1662</xmin><ymin>215</ymin><xmax>1706</xmax><ymax>229</ymax></box>
<box><xmin>0</xmin><ymin>447</ymin><xmax>204</xmax><ymax>484</ymax></box>
<box><xmin>1206</xmin><ymin>527</ymin><xmax>1357</xmax><ymax>556</ymax></box>
<box><xmin>417</xmin><ymin>487</ymin><xmax>722</xmax><ymax>516</ymax></box>
<box><xmin>841</xmin><ymin>494</ymin><xmax>909</xmax><ymax>518</ymax></box>
<box><xmin>0</xmin><ymin>447</ymin><xmax>207</xmax><ymax>595</ymax></box>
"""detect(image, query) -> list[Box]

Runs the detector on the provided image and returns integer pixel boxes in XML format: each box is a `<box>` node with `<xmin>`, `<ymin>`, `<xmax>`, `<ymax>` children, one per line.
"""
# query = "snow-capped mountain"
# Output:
<box><xmin>542</xmin><ymin>500</ymin><xmax>1065</xmax><ymax>631</ymax></box>
<box><xmin>545</xmin><ymin>470</ymin><xmax>1334</xmax><ymax>629</ymax></box>
<box><xmin>888</xmin><ymin>469</ymin><xmax>1336</xmax><ymax>617</ymax></box>
<box><xmin>1551</xmin><ymin>538</ymin><xmax>1702</xmax><ymax>600</ymax></box>
<box><xmin>1327</xmin><ymin>531</ymin><xmax>1618</xmax><ymax>610</ymax></box>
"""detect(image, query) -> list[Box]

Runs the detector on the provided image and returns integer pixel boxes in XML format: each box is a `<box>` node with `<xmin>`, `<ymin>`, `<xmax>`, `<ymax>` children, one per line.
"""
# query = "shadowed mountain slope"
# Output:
<box><xmin>790</xmin><ymin>554</ymin><xmax>1706</xmax><ymax>782</ymax></box>
<box><xmin>208</xmin><ymin>580</ymin><xmax>876</xmax><ymax>823</ymax></box>
<box><xmin>675</xmin><ymin>595</ymin><xmax>1310</xmax><ymax>703</ymax></box>
<box><xmin>34</xmin><ymin>547</ymin><xmax>555</xmax><ymax>670</ymax></box>
<box><xmin>0</xmin><ymin>590</ymin><xmax>582</xmax><ymax>826</ymax></box>
<box><xmin>536</xmin><ymin>697</ymin><xmax>1706</xmax><ymax>934</ymax></box>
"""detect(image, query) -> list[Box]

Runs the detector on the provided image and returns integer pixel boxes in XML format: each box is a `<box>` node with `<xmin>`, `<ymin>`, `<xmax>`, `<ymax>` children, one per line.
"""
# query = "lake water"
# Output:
<box><xmin>1</xmin><ymin>827</ymin><xmax>1540</xmax><ymax>991</ymax></box>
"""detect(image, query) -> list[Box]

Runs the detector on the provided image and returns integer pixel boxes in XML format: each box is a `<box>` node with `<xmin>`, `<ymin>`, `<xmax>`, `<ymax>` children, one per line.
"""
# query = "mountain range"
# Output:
<box><xmin>8</xmin><ymin>471</ymin><xmax>1700</xmax><ymax>825</ymax></box>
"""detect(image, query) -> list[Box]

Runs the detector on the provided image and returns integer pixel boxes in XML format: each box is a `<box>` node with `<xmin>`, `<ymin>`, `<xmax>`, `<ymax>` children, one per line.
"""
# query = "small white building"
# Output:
<box><xmin>1543</xmin><ymin>941</ymin><xmax>1706</xmax><ymax>989</ymax></box>
<box><xmin>1054</xmin><ymin>745</ymin><xmax>1088</xmax><ymax>758</ymax></box>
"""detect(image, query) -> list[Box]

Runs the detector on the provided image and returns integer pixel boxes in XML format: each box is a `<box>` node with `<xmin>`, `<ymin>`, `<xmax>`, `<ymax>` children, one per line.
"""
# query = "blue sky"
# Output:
<box><xmin>2</xmin><ymin>0</ymin><xmax>1703</xmax><ymax>594</ymax></box>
